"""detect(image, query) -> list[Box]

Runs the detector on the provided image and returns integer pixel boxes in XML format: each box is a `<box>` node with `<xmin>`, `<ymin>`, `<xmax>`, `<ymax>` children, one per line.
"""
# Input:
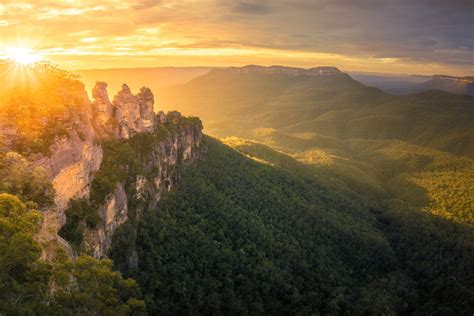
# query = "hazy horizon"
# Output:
<box><xmin>74</xmin><ymin>64</ymin><xmax>464</xmax><ymax>78</ymax></box>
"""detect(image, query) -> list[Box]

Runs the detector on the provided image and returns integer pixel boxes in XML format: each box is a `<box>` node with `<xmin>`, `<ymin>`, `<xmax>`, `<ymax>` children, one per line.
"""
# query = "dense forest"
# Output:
<box><xmin>116</xmin><ymin>137</ymin><xmax>473</xmax><ymax>314</ymax></box>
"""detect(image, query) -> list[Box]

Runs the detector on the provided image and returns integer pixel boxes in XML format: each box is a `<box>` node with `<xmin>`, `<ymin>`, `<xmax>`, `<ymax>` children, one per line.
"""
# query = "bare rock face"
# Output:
<box><xmin>113</xmin><ymin>84</ymin><xmax>140</xmax><ymax>139</ymax></box>
<box><xmin>49</xmin><ymin>137</ymin><xmax>103</xmax><ymax>212</ymax></box>
<box><xmin>113</xmin><ymin>84</ymin><xmax>144</xmax><ymax>139</ymax></box>
<box><xmin>136</xmin><ymin>87</ymin><xmax>156</xmax><ymax>132</ymax></box>
<box><xmin>140</xmin><ymin>114</ymin><xmax>203</xmax><ymax>209</ymax></box>
<box><xmin>92</xmin><ymin>82</ymin><xmax>157</xmax><ymax>139</ymax></box>
<box><xmin>33</xmin><ymin>104</ymin><xmax>102</xmax><ymax>213</ymax></box>
<box><xmin>91</xmin><ymin>82</ymin><xmax>118</xmax><ymax>138</ymax></box>
<box><xmin>32</xmin><ymin>89</ymin><xmax>103</xmax><ymax>259</ymax></box>
<box><xmin>83</xmin><ymin>183</ymin><xmax>129</xmax><ymax>257</ymax></box>
<box><xmin>92</xmin><ymin>82</ymin><xmax>114</xmax><ymax>117</ymax></box>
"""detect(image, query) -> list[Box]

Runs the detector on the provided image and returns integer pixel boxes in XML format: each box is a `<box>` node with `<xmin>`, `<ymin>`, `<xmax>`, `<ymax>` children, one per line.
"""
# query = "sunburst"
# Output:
<box><xmin>1</xmin><ymin>47</ymin><xmax>42</xmax><ymax>88</ymax></box>
<box><xmin>3</xmin><ymin>47</ymin><xmax>41</xmax><ymax>65</ymax></box>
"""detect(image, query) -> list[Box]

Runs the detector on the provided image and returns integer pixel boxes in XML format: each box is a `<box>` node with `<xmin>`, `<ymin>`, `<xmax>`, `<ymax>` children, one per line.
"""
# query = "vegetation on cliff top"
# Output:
<box><xmin>0</xmin><ymin>61</ymin><xmax>89</xmax><ymax>155</ymax></box>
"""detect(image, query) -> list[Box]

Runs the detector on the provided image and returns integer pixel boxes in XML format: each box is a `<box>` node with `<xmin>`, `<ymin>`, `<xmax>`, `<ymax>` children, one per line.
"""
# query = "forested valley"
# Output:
<box><xmin>1</xmin><ymin>63</ymin><xmax>473</xmax><ymax>315</ymax></box>
<box><xmin>118</xmin><ymin>137</ymin><xmax>473</xmax><ymax>314</ymax></box>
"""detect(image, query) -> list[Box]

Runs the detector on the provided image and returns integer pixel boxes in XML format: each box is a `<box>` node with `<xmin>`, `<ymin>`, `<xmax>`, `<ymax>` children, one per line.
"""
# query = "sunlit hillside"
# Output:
<box><xmin>157</xmin><ymin>66</ymin><xmax>474</xmax><ymax>158</ymax></box>
<box><xmin>154</xmin><ymin>66</ymin><xmax>474</xmax><ymax>226</ymax></box>
<box><xmin>0</xmin><ymin>61</ymin><xmax>90</xmax><ymax>154</ymax></box>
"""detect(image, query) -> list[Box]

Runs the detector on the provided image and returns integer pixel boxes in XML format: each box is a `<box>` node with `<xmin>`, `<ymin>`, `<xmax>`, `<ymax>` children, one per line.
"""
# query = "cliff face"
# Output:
<box><xmin>36</xmin><ymin>133</ymin><xmax>103</xmax><ymax>258</ymax></box>
<box><xmin>83</xmin><ymin>111</ymin><xmax>203</xmax><ymax>257</ymax></box>
<box><xmin>31</xmin><ymin>86</ymin><xmax>103</xmax><ymax>259</ymax></box>
<box><xmin>29</xmin><ymin>81</ymin><xmax>203</xmax><ymax>259</ymax></box>
<box><xmin>83</xmin><ymin>183</ymin><xmax>129</xmax><ymax>258</ymax></box>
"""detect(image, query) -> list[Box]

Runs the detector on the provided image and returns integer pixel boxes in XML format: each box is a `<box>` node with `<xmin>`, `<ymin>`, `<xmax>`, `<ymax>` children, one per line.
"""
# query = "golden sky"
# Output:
<box><xmin>0</xmin><ymin>0</ymin><xmax>472</xmax><ymax>75</ymax></box>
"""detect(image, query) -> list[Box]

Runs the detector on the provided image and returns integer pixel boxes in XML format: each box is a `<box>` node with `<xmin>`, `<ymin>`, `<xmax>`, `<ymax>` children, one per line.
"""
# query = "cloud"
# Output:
<box><xmin>133</xmin><ymin>0</ymin><xmax>162</xmax><ymax>10</ymax></box>
<box><xmin>0</xmin><ymin>0</ymin><xmax>471</xmax><ymax>75</ymax></box>
<box><xmin>231</xmin><ymin>1</ymin><xmax>273</xmax><ymax>15</ymax></box>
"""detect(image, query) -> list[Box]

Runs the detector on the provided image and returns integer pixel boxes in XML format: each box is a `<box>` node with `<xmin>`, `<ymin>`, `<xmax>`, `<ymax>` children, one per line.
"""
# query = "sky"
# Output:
<box><xmin>0</xmin><ymin>0</ymin><xmax>473</xmax><ymax>75</ymax></box>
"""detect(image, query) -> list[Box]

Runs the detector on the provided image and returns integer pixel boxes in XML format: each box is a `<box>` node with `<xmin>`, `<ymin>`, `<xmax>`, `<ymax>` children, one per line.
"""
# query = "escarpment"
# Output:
<box><xmin>0</xmin><ymin>77</ymin><xmax>204</xmax><ymax>260</ymax></box>
<box><xmin>81</xmin><ymin>109</ymin><xmax>203</xmax><ymax>258</ymax></box>
<box><xmin>61</xmin><ymin>82</ymin><xmax>202</xmax><ymax>259</ymax></box>
<box><xmin>81</xmin><ymin>83</ymin><xmax>202</xmax><ymax>258</ymax></box>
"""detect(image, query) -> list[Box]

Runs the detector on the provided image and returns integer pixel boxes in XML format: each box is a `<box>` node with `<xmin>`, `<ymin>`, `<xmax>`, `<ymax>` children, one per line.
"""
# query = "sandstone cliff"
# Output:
<box><xmin>83</xmin><ymin>110</ymin><xmax>203</xmax><ymax>257</ymax></box>
<box><xmin>112</xmin><ymin>84</ymin><xmax>156</xmax><ymax>139</ymax></box>
<box><xmin>29</xmin><ymin>83</ymin><xmax>104</xmax><ymax>259</ymax></box>
<box><xmin>5</xmin><ymin>80</ymin><xmax>204</xmax><ymax>259</ymax></box>
<box><xmin>91</xmin><ymin>81</ymin><xmax>117</xmax><ymax>138</ymax></box>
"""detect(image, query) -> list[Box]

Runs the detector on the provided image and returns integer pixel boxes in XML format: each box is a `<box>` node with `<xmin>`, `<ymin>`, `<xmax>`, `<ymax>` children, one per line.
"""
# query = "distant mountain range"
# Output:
<box><xmin>156</xmin><ymin>65</ymin><xmax>474</xmax><ymax>158</ymax></box>
<box><xmin>350</xmin><ymin>71</ymin><xmax>474</xmax><ymax>96</ymax></box>
<box><xmin>219</xmin><ymin>65</ymin><xmax>346</xmax><ymax>77</ymax></box>
<box><xmin>75</xmin><ymin>66</ymin><xmax>474</xmax><ymax>98</ymax></box>
<box><xmin>417</xmin><ymin>75</ymin><xmax>474</xmax><ymax>96</ymax></box>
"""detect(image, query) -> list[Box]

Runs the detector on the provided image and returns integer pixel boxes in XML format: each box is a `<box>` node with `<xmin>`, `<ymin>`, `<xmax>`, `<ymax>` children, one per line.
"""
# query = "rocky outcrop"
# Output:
<box><xmin>44</xmin><ymin>135</ymin><xmax>103</xmax><ymax>212</ymax></box>
<box><xmin>25</xmin><ymin>81</ymin><xmax>203</xmax><ymax>260</ymax></box>
<box><xmin>91</xmin><ymin>82</ymin><xmax>117</xmax><ymax>138</ymax></box>
<box><xmin>137</xmin><ymin>87</ymin><xmax>156</xmax><ymax>128</ymax></box>
<box><xmin>92</xmin><ymin>82</ymin><xmax>157</xmax><ymax>139</ymax></box>
<box><xmin>307</xmin><ymin>66</ymin><xmax>343</xmax><ymax>76</ymax></box>
<box><xmin>83</xmin><ymin>111</ymin><xmax>203</xmax><ymax>258</ymax></box>
<box><xmin>0</xmin><ymin>62</ymin><xmax>204</xmax><ymax>260</ymax></box>
<box><xmin>112</xmin><ymin>84</ymin><xmax>155</xmax><ymax>139</ymax></box>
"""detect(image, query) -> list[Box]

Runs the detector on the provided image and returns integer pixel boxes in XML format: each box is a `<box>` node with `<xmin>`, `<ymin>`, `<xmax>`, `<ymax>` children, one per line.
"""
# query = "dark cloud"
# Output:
<box><xmin>133</xmin><ymin>0</ymin><xmax>162</xmax><ymax>10</ymax></box>
<box><xmin>209</xmin><ymin>0</ymin><xmax>473</xmax><ymax>67</ymax></box>
<box><xmin>232</xmin><ymin>1</ymin><xmax>273</xmax><ymax>15</ymax></box>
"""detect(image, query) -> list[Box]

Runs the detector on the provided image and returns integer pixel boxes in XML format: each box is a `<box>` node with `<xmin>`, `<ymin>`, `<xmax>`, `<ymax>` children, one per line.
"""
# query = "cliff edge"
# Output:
<box><xmin>0</xmin><ymin>65</ymin><xmax>203</xmax><ymax>260</ymax></box>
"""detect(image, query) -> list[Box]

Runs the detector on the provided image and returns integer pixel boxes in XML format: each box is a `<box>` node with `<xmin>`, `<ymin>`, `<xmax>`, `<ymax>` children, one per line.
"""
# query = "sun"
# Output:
<box><xmin>4</xmin><ymin>47</ymin><xmax>41</xmax><ymax>65</ymax></box>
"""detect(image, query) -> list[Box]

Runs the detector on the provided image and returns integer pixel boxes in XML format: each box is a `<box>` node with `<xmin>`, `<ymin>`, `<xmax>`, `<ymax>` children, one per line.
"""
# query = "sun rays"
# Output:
<box><xmin>3</xmin><ymin>47</ymin><xmax>41</xmax><ymax>65</ymax></box>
